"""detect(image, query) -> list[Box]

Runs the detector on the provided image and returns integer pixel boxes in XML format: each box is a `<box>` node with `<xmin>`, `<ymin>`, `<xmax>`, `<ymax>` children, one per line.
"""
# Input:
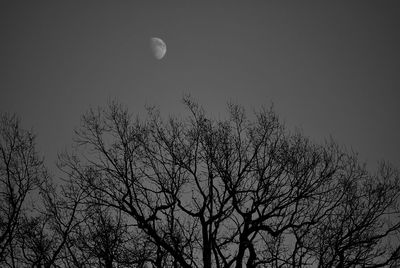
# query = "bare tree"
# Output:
<box><xmin>308</xmin><ymin>161</ymin><xmax>400</xmax><ymax>267</ymax></box>
<box><xmin>13</xmin><ymin>175</ymin><xmax>85</xmax><ymax>268</ymax></box>
<box><xmin>58</xmin><ymin>98</ymin><xmax>400</xmax><ymax>268</ymax></box>
<box><xmin>65</xmin><ymin>204</ymin><xmax>152</xmax><ymax>268</ymax></box>
<box><xmin>0</xmin><ymin>113</ymin><xmax>46</xmax><ymax>267</ymax></box>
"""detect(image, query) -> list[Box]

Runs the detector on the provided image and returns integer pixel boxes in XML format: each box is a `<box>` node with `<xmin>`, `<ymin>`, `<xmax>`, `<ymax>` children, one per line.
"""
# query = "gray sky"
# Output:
<box><xmin>1</xmin><ymin>1</ymin><xmax>400</xmax><ymax>171</ymax></box>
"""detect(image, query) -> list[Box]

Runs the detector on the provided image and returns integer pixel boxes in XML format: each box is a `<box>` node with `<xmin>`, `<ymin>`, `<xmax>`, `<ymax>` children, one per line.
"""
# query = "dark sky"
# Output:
<box><xmin>1</xmin><ymin>1</ymin><xmax>400</xmax><ymax>171</ymax></box>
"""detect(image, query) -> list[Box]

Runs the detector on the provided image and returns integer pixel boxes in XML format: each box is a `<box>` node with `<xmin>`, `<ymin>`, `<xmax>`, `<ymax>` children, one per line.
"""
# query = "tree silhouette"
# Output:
<box><xmin>5</xmin><ymin>165</ymin><xmax>85</xmax><ymax>268</ymax></box>
<box><xmin>1</xmin><ymin>99</ymin><xmax>399</xmax><ymax>268</ymax></box>
<box><xmin>65</xmin><ymin>204</ymin><xmax>152</xmax><ymax>268</ymax></box>
<box><xmin>57</xmin><ymin>98</ymin><xmax>400</xmax><ymax>268</ymax></box>
<box><xmin>0</xmin><ymin>113</ymin><xmax>47</xmax><ymax>266</ymax></box>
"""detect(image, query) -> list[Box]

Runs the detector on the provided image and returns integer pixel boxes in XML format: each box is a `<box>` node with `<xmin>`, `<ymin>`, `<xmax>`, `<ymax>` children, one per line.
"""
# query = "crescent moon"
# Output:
<box><xmin>150</xmin><ymin>37</ymin><xmax>167</xmax><ymax>60</ymax></box>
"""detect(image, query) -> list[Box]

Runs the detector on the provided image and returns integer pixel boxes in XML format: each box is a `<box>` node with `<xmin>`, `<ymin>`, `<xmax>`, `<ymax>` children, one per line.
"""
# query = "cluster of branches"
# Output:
<box><xmin>1</xmin><ymin>98</ymin><xmax>400</xmax><ymax>268</ymax></box>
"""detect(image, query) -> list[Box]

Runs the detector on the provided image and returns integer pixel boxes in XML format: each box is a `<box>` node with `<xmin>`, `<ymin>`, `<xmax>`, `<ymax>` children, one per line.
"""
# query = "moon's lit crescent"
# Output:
<box><xmin>150</xmin><ymin>37</ymin><xmax>167</xmax><ymax>60</ymax></box>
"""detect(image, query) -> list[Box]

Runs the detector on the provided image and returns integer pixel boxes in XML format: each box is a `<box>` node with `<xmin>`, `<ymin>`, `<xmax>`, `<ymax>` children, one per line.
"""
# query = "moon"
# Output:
<box><xmin>143</xmin><ymin>262</ymin><xmax>153</xmax><ymax>268</ymax></box>
<box><xmin>150</xmin><ymin>37</ymin><xmax>167</xmax><ymax>60</ymax></box>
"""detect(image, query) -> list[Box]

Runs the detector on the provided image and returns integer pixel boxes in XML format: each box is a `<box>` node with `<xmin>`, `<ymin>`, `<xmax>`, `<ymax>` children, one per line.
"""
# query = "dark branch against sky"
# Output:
<box><xmin>1</xmin><ymin>1</ymin><xmax>400</xmax><ymax>169</ymax></box>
